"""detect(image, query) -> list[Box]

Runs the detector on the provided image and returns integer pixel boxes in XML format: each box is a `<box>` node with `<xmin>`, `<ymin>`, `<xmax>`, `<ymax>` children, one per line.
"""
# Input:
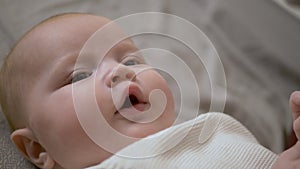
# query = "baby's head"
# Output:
<box><xmin>0</xmin><ymin>13</ymin><xmax>174</xmax><ymax>168</ymax></box>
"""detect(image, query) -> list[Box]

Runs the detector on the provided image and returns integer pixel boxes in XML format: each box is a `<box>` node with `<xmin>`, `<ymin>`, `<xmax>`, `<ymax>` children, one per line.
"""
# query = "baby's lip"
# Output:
<box><xmin>127</xmin><ymin>84</ymin><xmax>146</xmax><ymax>103</ymax></box>
<box><xmin>115</xmin><ymin>84</ymin><xmax>149</xmax><ymax>115</ymax></box>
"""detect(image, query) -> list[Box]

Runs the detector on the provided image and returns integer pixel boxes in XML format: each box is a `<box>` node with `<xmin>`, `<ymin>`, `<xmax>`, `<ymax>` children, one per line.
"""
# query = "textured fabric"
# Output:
<box><xmin>87</xmin><ymin>113</ymin><xmax>278</xmax><ymax>169</ymax></box>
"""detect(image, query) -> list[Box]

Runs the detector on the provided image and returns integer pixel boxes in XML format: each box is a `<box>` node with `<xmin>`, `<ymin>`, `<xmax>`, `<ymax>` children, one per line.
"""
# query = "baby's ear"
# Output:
<box><xmin>11</xmin><ymin>128</ymin><xmax>55</xmax><ymax>169</ymax></box>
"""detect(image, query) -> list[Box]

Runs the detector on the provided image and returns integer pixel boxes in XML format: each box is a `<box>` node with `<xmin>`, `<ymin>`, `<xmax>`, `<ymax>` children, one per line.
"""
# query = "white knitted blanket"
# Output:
<box><xmin>87</xmin><ymin>113</ymin><xmax>278</xmax><ymax>169</ymax></box>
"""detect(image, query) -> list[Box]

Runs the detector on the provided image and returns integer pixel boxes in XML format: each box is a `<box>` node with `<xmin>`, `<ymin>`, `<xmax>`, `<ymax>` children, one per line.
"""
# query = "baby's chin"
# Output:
<box><xmin>120</xmin><ymin>122</ymin><xmax>171</xmax><ymax>139</ymax></box>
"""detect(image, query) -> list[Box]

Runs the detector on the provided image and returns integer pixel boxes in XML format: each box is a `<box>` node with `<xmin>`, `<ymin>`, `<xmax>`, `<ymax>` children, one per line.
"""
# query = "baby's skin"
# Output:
<box><xmin>273</xmin><ymin>91</ymin><xmax>300</xmax><ymax>169</ymax></box>
<box><xmin>3</xmin><ymin>14</ymin><xmax>175</xmax><ymax>168</ymax></box>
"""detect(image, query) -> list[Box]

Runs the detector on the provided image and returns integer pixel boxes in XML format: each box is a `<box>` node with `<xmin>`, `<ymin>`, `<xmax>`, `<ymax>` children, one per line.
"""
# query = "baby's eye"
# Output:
<box><xmin>71</xmin><ymin>72</ymin><xmax>92</xmax><ymax>83</ymax></box>
<box><xmin>123</xmin><ymin>59</ymin><xmax>140</xmax><ymax>66</ymax></box>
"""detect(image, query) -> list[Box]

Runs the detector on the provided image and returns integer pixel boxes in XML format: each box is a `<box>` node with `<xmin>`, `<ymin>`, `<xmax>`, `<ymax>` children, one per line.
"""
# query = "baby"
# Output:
<box><xmin>0</xmin><ymin>13</ymin><xmax>299</xmax><ymax>169</ymax></box>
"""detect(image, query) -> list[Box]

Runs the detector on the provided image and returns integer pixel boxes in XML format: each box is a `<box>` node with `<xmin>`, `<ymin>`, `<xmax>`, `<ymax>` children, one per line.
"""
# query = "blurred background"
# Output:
<box><xmin>0</xmin><ymin>0</ymin><xmax>300</xmax><ymax>168</ymax></box>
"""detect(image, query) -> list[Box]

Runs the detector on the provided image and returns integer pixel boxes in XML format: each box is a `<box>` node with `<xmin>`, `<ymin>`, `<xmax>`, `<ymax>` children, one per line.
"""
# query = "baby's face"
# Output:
<box><xmin>21</xmin><ymin>15</ymin><xmax>174</xmax><ymax>168</ymax></box>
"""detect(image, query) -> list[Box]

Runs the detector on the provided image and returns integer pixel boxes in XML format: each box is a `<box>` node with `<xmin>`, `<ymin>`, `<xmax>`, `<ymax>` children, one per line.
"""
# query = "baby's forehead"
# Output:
<box><xmin>14</xmin><ymin>14</ymin><xmax>112</xmax><ymax>65</ymax></box>
<box><xmin>21</xmin><ymin>14</ymin><xmax>111</xmax><ymax>48</ymax></box>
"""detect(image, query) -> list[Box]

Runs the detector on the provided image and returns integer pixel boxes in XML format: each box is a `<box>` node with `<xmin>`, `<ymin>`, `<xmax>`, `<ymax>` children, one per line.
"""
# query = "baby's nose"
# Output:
<box><xmin>109</xmin><ymin>65</ymin><xmax>136</xmax><ymax>87</ymax></box>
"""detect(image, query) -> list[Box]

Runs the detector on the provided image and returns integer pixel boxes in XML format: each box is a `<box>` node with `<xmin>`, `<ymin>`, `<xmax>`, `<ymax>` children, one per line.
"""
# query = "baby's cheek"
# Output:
<box><xmin>42</xmin><ymin>120</ymin><xmax>96</xmax><ymax>168</ymax></box>
<box><xmin>146</xmin><ymin>71</ymin><xmax>175</xmax><ymax>123</ymax></box>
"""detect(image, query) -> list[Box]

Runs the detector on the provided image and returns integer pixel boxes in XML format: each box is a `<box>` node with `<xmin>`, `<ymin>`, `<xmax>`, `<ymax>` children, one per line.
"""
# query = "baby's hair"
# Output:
<box><xmin>0</xmin><ymin>12</ymin><xmax>90</xmax><ymax>131</ymax></box>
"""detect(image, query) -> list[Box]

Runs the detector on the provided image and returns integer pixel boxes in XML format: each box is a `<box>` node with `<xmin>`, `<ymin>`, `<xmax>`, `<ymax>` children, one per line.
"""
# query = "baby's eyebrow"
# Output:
<box><xmin>54</xmin><ymin>52</ymin><xmax>78</xmax><ymax>70</ymax></box>
<box><xmin>112</xmin><ymin>40</ymin><xmax>139</xmax><ymax>56</ymax></box>
<box><xmin>48</xmin><ymin>52</ymin><xmax>78</xmax><ymax>83</ymax></box>
<box><xmin>50</xmin><ymin>41</ymin><xmax>138</xmax><ymax>76</ymax></box>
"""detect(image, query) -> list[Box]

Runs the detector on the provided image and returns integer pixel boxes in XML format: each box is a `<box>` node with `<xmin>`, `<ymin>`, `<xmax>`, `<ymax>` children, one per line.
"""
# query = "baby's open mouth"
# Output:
<box><xmin>120</xmin><ymin>94</ymin><xmax>148</xmax><ymax>111</ymax></box>
<box><xmin>122</xmin><ymin>94</ymin><xmax>139</xmax><ymax>109</ymax></box>
<box><xmin>116</xmin><ymin>85</ymin><xmax>150</xmax><ymax>116</ymax></box>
